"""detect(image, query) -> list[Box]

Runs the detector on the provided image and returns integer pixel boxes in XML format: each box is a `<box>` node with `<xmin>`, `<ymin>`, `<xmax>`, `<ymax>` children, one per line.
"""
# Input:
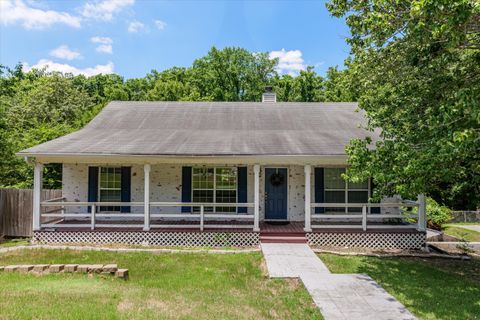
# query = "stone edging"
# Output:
<box><xmin>0</xmin><ymin>244</ymin><xmax>261</xmax><ymax>255</ymax></box>
<box><xmin>311</xmin><ymin>248</ymin><xmax>472</xmax><ymax>260</ymax></box>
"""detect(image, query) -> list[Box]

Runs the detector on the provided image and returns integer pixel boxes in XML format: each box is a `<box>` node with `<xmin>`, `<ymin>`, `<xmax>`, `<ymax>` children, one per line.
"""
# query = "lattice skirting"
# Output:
<box><xmin>33</xmin><ymin>231</ymin><xmax>259</xmax><ymax>247</ymax></box>
<box><xmin>306</xmin><ymin>232</ymin><xmax>426</xmax><ymax>249</ymax></box>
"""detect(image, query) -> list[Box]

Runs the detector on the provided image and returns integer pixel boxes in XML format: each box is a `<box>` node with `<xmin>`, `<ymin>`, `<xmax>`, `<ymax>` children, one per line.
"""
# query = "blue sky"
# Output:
<box><xmin>0</xmin><ymin>0</ymin><xmax>351</xmax><ymax>78</ymax></box>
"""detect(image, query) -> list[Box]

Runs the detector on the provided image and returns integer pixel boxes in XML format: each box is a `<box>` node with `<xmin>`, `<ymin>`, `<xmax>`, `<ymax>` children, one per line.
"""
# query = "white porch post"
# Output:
<box><xmin>143</xmin><ymin>164</ymin><xmax>151</xmax><ymax>231</ymax></box>
<box><xmin>304</xmin><ymin>165</ymin><xmax>312</xmax><ymax>232</ymax></box>
<box><xmin>253</xmin><ymin>164</ymin><xmax>260</xmax><ymax>232</ymax></box>
<box><xmin>32</xmin><ymin>162</ymin><xmax>43</xmax><ymax>231</ymax></box>
<box><xmin>417</xmin><ymin>194</ymin><xmax>426</xmax><ymax>232</ymax></box>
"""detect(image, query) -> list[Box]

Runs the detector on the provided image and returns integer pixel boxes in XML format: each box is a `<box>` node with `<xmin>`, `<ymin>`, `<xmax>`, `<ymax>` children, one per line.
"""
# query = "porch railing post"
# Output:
<box><xmin>32</xmin><ymin>162</ymin><xmax>43</xmax><ymax>231</ymax></box>
<box><xmin>253</xmin><ymin>164</ymin><xmax>260</xmax><ymax>232</ymax></box>
<box><xmin>143</xmin><ymin>164</ymin><xmax>151</xmax><ymax>231</ymax></box>
<box><xmin>362</xmin><ymin>205</ymin><xmax>367</xmax><ymax>231</ymax></box>
<box><xmin>200</xmin><ymin>205</ymin><xmax>204</xmax><ymax>231</ymax></box>
<box><xmin>417</xmin><ymin>194</ymin><xmax>426</xmax><ymax>231</ymax></box>
<box><xmin>91</xmin><ymin>204</ymin><xmax>96</xmax><ymax>230</ymax></box>
<box><xmin>304</xmin><ymin>165</ymin><xmax>312</xmax><ymax>232</ymax></box>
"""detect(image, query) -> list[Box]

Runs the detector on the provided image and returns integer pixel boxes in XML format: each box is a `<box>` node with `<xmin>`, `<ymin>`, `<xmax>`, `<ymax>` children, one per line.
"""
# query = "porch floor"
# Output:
<box><xmin>40</xmin><ymin>219</ymin><xmax>419</xmax><ymax>233</ymax></box>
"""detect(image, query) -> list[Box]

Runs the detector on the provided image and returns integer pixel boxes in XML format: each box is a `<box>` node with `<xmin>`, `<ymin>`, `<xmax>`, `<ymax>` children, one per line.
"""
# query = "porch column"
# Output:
<box><xmin>143</xmin><ymin>164</ymin><xmax>151</xmax><ymax>231</ymax></box>
<box><xmin>253</xmin><ymin>164</ymin><xmax>260</xmax><ymax>232</ymax></box>
<box><xmin>304</xmin><ymin>165</ymin><xmax>312</xmax><ymax>232</ymax></box>
<box><xmin>417</xmin><ymin>194</ymin><xmax>426</xmax><ymax>232</ymax></box>
<box><xmin>32</xmin><ymin>162</ymin><xmax>43</xmax><ymax>231</ymax></box>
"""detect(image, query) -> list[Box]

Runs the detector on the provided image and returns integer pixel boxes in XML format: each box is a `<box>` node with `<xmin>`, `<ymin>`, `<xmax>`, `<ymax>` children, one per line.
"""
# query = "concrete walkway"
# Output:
<box><xmin>455</xmin><ymin>224</ymin><xmax>480</xmax><ymax>232</ymax></box>
<box><xmin>261</xmin><ymin>243</ymin><xmax>416</xmax><ymax>320</ymax></box>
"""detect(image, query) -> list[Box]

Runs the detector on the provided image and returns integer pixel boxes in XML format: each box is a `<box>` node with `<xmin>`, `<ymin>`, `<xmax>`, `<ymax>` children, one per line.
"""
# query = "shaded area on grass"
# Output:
<box><xmin>0</xmin><ymin>238</ymin><xmax>30</xmax><ymax>247</ymax></box>
<box><xmin>443</xmin><ymin>224</ymin><xmax>480</xmax><ymax>242</ymax></box>
<box><xmin>0</xmin><ymin>249</ymin><xmax>321</xmax><ymax>320</ymax></box>
<box><xmin>319</xmin><ymin>254</ymin><xmax>480</xmax><ymax>320</ymax></box>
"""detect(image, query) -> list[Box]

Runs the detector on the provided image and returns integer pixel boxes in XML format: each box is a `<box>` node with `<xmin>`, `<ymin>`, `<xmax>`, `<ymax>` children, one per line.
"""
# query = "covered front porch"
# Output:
<box><xmin>31</xmin><ymin>159</ymin><xmax>427</xmax><ymax>248</ymax></box>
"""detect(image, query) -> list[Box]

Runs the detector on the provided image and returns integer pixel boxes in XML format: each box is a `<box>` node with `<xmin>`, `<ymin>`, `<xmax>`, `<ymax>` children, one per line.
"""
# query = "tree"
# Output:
<box><xmin>327</xmin><ymin>0</ymin><xmax>480</xmax><ymax>209</ymax></box>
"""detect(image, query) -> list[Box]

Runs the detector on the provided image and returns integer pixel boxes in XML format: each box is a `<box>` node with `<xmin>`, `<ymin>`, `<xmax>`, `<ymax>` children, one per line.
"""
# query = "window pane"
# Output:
<box><xmin>324</xmin><ymin>168</ymin><xmax>346</xmax><ymax>189</ymax></box>
<box><xmin>325</xmin><ymin>190</ymin><xmax>345</xmax><ymax>213</ymax></box>
<box><xmin>349</xmin><ymin>180</ymin><xmax>368</xmax><ymax>190</ymax></box>
<box><xmin>192</xmin><ymin>190</ymin><xmax>214</xmax><ymax>212</ymax></box>
<box><xmin>216</xmin><ymin>168</ymin><xmax>236</xmax><ymax>190</ymax></box>
<box><xmin>216</xmin><ymin>190</ymin><xmax>236</xmax><ymax>213</ymax></box>
<box><xmin>348</xmin><ymin>191</ymin><xmax>369</xmax><ymax>212</ymax></box>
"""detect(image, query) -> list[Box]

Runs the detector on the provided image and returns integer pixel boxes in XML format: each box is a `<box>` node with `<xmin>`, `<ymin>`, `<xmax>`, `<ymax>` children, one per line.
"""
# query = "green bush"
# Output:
<box><xmin>426</xmin><ymin>198</ymin><xmax>452</xmax><ymax>230</ymax></box>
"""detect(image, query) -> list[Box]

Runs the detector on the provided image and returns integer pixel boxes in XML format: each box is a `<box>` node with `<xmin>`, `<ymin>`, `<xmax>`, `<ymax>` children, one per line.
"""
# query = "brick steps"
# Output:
<box><xmin>260</xmin><ymin>231</ymin><xmax>307</xmax><ymax>244</ymax></box>
<box><xmin>0</xmin><ymin>264</ymin><xmax>128</xmax><ymax>279</ymax></box>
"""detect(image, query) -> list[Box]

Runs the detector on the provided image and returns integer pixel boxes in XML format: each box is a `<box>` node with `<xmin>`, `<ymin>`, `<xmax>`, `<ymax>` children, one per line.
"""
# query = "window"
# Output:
<box><xmin>192</xmin><ymin>167</ymin><xmax>237</xmax><ymax>213</ymax></box>
<box><xmin>324</xmin><ymin>168</ymin><xmax>369</xmax><ymax>213</ymax></box>
<box><xmin>98</xmin><ymin>167</ymin><xmax>122</xmax><ymax>212</ymax></box>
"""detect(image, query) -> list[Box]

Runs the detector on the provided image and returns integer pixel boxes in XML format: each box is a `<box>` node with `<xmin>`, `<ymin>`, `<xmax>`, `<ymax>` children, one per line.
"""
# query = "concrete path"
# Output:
<box><xmin>261</xmin><ymin>243</ymin><xmax>416</xmax><ymax>320</ymax></box>
<box><xmin>455</xmin><ymin>224</ymin><xmax>480</xmax><ymax>232</ymax></box>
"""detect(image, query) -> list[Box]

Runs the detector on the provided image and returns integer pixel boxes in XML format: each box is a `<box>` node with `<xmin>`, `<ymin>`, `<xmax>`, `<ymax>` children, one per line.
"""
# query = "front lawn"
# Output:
<box><xmin>319</xmin><ymin>254</ymin><xmax>480</xmax><ymax>320</ymax></box>
<box><xmin>443</xmin><ymin>224</ymin><xmax>480</xmax><ymax>242</ymax></box>
<box><xmin>0</xmin><ymin>249</ymin><xmax>321</xmax><ymax>320</ymax></box>
<box><xmin>0</xmin><ymin>238</ymin><xmax>30</xmax><ymax>247</ymax></box>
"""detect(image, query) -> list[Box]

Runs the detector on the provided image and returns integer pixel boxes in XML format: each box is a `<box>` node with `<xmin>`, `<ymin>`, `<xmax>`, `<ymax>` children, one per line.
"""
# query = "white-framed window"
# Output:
<box><xmin>98</xmin><ymin>167</ymin><xmax>122</xmax><ymax>212</ymax></box>
<box><xmin>192</xmin><ymin>167</ymin><xmax>237</xmax><ymax>213</ymax></box>
<box><xmin>324</xmin><ymin>168</ymin><xmax>369</xmax><ymax>213</ymax></box>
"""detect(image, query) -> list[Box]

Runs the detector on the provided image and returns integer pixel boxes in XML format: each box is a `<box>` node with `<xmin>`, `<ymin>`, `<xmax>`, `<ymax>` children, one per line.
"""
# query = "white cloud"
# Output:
<box><xmin>81</xmin><ymin>0</ymin><xmax>134</xmax><ymax>21</ymax></box>
<box><xmin>91</xmin><ymin>36</ymin><xmax>113</xmax><ymax>54</ymax></box>
<box><xmin>269</xmin><ymin>49</ymin><xmax>306</xmax><ymax>76</ymax></box>
<box><xmin>49</xmin><ymin>45</ymin><xmax>82</xmax><ymax>60</ymax></box>
<box><xmin>127</xmin><ymin>20</ymin><xmax>144</xmax><ymax>33</ymax></box>
<box><xmin>23</xmin><ymin>59</ymin><xmax>115</xmax><ymax>77</ymax></box>
<box><xmin>0</xmin><ymin>0</ymin><xmax>81</xmax><ymax>29</ymax></box>
<box><xmin>154</xmin><ymin>19</ymin><xmax>167</xmax><ymax>30</ymax></box>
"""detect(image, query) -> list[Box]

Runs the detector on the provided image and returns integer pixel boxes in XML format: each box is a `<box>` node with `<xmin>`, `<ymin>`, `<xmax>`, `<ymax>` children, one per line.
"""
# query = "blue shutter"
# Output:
<box><xmin>237</xmin><ymin>167</ymin><xmax>247</xmax><ymax>213</ymax></box>
<box><xmin>314</xmin><ymin>168</ymin><xmax>325</xmax><ymax>213</ymax></box>
<box><xmin>370</xmin><ymin>178</ymin><xmax>380</xmax><ymax>214</ymax></box>
<box><xmin>87</xmin><ymin>166</ymin><xmax>98</xmax><ymax>213</ymax></box>
<box><xmin>121</xmin><ymin>167</ymin><xmax>131</xmax><ymax>213</ymax></box>
<box><xmin>181</xmin><ymin>167</ymin><xmax>192</xmax><ymax>213</ymax></box>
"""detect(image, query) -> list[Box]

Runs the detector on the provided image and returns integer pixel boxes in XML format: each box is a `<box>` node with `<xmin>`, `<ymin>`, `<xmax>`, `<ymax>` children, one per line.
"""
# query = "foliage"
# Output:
<box><xmin>0</xmin><ymin>46</ymin><xmax>354</xmax><ymax>188</ymax></box>
<box><xmin>320</xmin><ymin>253</ymin><xmax>480</xmax><ymax>319</ymax></box>
<box><xmin>0</xmin><ymin>249</ymin><xmax>322</xmax><ymax>319</ymax></box>
<box><xmin>328</xmin><ymin>0</ymin><xmax>480</xmax><ymax>209</ymax></box>
<box><xmin>426</xmin><ymin>197</ymin><xmax>452</xmax><ymax>229</ymax></box>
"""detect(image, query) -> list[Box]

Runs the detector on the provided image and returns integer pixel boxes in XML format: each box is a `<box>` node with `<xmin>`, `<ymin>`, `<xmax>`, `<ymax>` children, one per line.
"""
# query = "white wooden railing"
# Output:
<box><xmin>39</xmin><ymin>201</ymin><xmax>255</xmax><ymax>231</ymax></box>
<box><xmin>309</xmin><ymin>197</ymin><xmax>425</xmax><ymax>231</ymax></box>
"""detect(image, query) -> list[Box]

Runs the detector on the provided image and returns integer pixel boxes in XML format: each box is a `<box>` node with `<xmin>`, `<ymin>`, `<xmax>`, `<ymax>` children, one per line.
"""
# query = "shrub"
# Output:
<box><xmin>426</xmin><ymin>198</ymin><xmax>452</xmax><ymax>230</ymax></box>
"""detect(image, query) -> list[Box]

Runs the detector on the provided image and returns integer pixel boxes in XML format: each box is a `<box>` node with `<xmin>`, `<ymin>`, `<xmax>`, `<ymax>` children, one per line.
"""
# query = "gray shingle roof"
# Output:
<box><xmin>19</xmin><ymin>101</ymin><xmax>378</xmax><ymax>157</ymax></box>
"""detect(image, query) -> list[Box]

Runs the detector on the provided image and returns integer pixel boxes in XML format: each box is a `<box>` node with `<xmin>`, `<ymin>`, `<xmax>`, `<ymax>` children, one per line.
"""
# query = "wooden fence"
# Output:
<box><xmin>0</xmin><ymin>188</ymin><xmax>62</xmax><ymax>237</ymax></box>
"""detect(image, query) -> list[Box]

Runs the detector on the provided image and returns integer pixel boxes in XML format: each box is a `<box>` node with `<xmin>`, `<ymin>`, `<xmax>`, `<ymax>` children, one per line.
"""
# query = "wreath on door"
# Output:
<box><xmin>270</xmin><ymin>172</ymin><xmax>285</xmax><ymax>186</ymax></box>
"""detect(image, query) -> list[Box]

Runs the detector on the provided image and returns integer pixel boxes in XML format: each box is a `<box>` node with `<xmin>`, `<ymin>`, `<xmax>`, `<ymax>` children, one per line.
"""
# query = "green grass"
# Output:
<box><xmin>443</xmin><ymin>224</ymin><xmax>480</xmax><ymax>242</ymax></box>
<box><xmin>0</xmin><ymin>238</ymin><xmax>30</xmax><ymax>247</ymax></box>
<box><xmin>319</xmin><ymin>254</ymin><xmax>480</xmax><ymax>320</ymax></box>
<box><xmin>0</xmin><ymin>249</ymin><xmax>321</xmax><ymax>320</ymax></box>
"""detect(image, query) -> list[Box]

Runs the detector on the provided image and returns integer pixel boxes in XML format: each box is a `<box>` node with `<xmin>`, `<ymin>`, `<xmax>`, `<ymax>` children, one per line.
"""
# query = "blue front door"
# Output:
<box><xmin>265</xmin><ymin>168</ymin><xmax>288</xmax><ymax>220</ymax></box>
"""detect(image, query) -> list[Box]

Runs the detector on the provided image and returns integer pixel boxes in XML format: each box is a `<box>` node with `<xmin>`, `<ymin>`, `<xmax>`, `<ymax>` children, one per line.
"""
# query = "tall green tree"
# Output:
<box><xmin>327</xmin><ymin>0</ymin><xmax>480</xmax><ymax>209</ymax></box>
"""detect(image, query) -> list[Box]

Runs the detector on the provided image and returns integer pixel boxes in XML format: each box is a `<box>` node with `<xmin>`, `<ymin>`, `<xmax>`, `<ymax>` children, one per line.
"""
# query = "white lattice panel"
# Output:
<box><xmin>34</xmin><ymin>231</ymin><xmax>259</xmax><ymax>247</ymax></box>
<box><xmin>306</xmin><ymin>232</ymin><xmax>425</xmax><ymax>249</ymax></box>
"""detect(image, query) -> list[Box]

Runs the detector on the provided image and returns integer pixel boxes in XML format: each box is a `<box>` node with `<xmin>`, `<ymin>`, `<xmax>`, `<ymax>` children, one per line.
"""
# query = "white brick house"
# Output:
<box><xmin>18</xmin><ymin>92</ymin><xmax>426</xmax><ymax>248</ymax></box>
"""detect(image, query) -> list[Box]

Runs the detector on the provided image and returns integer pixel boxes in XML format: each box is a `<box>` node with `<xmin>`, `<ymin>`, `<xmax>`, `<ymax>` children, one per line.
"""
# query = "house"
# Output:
<box><xmin>18</xmin><ymin>89</ymin><xmax>426</xmax><ymax>248</ymax></box>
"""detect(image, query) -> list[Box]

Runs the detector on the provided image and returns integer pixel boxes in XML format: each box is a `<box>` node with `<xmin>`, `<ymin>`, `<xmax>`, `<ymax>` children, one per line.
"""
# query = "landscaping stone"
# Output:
<box><xmin>77</xmin><ymin>265</ymin><xmax>90</xmax><ymax>273</ymax></box>
<box><xmin>102</xmin><ymin>264</ymin><xmax>118</xmax><ymax>273</ymax></box>
<box><xmin>33</xmin><ymin>264</ymin><xmax>50</xmax><ymax>273</ymax></box>
<box><xmin>88</xmin><ymin>265</ymin><xmax>104</xmax><ymax>273</ymax></box>
<box><xmin>64</xmin><ymin>264</ymin><xmax>78</xmax><ymax>272</ymax></box>
<box><xmin>5</xmin><ymin>265</ymin><xmax>18</xmax><ymax>273</ymax></box>
<box><xmin>115</xmin><ymin>269</ymin><xmax>128</xmax><ymax>279</ymax></box>
<box><xmin>18</xmin><ymin>265</ymin><xmax>34</xmax><ymax>273</ymax></box>
<box><xmin>49</xmin><ymin>264</ymin><xmax>64</xmax><ymax>273</ymax></box>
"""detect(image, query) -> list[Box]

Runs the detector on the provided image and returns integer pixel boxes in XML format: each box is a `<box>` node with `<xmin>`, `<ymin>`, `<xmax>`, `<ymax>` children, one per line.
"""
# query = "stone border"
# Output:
<box><xmin>0</xmin><ymin>244</ymin><xmax>261</xmax><ymax>255</ymax></box>
<box><xmin>312</xmin><ymin>248</ymin><xmax>471</xmax><ymax>260</ymax></box>
<box><xmin>0</xmin><ymin>263</ymin><xmax>128</xmax><ymax>279</ymax></box>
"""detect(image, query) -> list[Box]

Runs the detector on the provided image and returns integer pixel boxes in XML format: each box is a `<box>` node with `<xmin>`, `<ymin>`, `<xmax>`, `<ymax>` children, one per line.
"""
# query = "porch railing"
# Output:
<box><xmin>39</xmin><ymin>201</ymin><xmax>255</xmax><ymax>231</ymax></box>
<box><xmin>310</xmin><ymin>198</ymin><xmax>425</xmax><ymax>231</ymax></box>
